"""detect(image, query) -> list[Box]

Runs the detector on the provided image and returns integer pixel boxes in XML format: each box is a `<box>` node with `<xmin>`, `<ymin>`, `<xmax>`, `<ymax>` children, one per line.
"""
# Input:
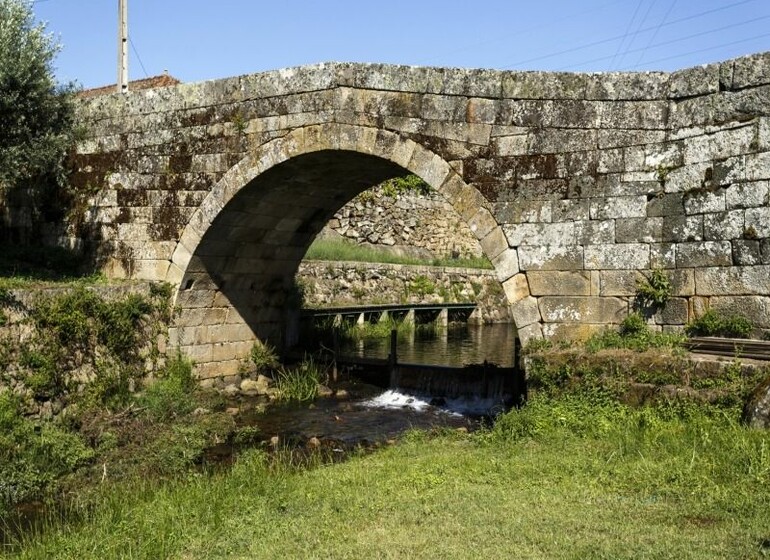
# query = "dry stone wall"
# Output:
<box><xmin>321</xmin><ymin>183</ymin><xmax>483</xmax><ymax>259</ymax></box>
<box><xmin>297</xmin><ymin>261</ymin><xmax>509</xmax><ymax>324</ymax></box>
<box><xmin>64</xmin><ymin>52</ymin><xmax>770</xmax><ymax>376</ymax></box>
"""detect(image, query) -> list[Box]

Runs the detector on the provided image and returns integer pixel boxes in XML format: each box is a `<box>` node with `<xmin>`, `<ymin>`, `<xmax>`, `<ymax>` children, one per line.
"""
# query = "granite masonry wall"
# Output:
<box><xmin>65</xmin><ymin>53</ymin><xmax>770</xmax><ymax>377</ymax></box>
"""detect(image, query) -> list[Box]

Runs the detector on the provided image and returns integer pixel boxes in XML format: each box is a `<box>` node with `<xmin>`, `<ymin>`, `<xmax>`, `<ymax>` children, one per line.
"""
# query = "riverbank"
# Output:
<box><xmin>7</xmin><ymin>394</ymin><xmax>769</xmax><ymax>559</ymax></box>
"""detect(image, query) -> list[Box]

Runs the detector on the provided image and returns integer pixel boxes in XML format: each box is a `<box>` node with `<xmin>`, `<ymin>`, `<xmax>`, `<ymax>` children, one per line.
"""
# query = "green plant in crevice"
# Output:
<box><xmin>635</xmin><ymin>267</ymin><xmax>671</xmax><ymax>309</ymax></box>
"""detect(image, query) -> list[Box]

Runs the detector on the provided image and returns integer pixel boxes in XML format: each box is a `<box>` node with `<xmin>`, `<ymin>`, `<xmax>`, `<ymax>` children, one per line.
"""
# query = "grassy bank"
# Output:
<box><xmin>6</xmin><ymin>394</ymin><xmax>769</xmax><ymax>559</ymax></box>
<box><xmin>304</xmin><ymin>237</ymin><xmax>493</xmax><ymax>269</ymax></box>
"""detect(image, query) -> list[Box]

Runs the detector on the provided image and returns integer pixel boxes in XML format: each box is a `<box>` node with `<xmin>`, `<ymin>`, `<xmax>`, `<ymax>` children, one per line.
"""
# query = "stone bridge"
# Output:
<box><xmin>71</xmin><ymin>53</ymin><xmax>770</xmax><ymax>378</ymax></box>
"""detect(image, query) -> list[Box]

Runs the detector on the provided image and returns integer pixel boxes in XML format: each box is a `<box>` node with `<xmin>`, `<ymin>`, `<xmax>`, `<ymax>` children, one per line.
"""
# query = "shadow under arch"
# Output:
<box><xmin>168</xmin><ymin>124</ymin><xmax>534</xmax><ymax>378</ymax></box>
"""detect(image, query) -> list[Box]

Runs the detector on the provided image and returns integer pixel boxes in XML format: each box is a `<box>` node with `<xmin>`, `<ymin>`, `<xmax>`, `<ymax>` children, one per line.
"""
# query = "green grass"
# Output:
<box><xmin>304</xmin><ymin>238</ymin><xmax>493</xmax><ymax>269</ymax></box>
<box><xmin>7</xmin><ymin>397</ymin><xmax>770</xmax><ymax>559</ymax></box>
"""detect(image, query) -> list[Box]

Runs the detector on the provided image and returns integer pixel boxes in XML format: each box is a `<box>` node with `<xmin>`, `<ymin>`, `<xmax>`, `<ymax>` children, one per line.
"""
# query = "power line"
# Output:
<box><xmin>129</xmin><ymin>36</ymin><xmax>149</xmax><ymax>78</ymax></box>
<box><xmin>502</xmin><ymin>0</ymin><xmax>757</xmax><ymax>69</ymax></box>
<box><xmin>556</xmin><ymin>14</ymin><xmax>770</xmax><ymax>71</ymax></box>
<box><xmin>420</xmin><ymin>0</ymin><xmax>627</xmax><ymax>66</ymax></box>
<box><xmin>607</xmin><ymin>0</ymin><xmax>646</xmax><ymax>70</ymax></box>
<box><xmin>626</xmin><ymin>30</ymin><xmax>770</xmax><ymax>68</ymax></box>
<box><xmin>615</xmin><ymin>0</ymin><xmax>660</xmax><ymax>69</ymax></box>
<box><xmin>633</xmin><ymin>0</ymin><xmax>678</xmax><ymax>67</ymax></box>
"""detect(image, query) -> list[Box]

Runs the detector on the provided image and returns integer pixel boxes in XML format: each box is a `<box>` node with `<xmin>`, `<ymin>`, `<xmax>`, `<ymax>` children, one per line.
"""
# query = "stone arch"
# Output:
<box><xmin>168</xmin><ymin>124</ymin><xmax>538</xmax><ymax>378</ymax></box>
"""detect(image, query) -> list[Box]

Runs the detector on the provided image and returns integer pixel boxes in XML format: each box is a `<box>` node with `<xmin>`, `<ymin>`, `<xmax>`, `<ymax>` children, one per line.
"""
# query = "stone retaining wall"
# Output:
<box><xmin>296</xmin><ymin>261</ymin><xmax>510</xmax><ymax>324</ymax></box>
<box><xmin>321</xmin><ymin>182</ymin><xmax>483</xmax><ymax>259</ymax></box>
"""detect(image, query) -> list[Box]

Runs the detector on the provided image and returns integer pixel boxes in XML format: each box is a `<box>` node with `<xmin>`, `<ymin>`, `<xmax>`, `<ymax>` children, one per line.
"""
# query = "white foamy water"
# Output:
<box><xmin>362</xmin><ymin>389</ymin><xmax>508</xmax><ymax>417</ymax></box>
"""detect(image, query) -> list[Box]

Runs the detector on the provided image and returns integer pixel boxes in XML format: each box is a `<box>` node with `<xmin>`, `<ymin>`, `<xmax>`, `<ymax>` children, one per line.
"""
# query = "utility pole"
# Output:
<box><xmin>117</xmin><ymin>0</ymin><xmax>128</xmax><ymax>93</ymax></box>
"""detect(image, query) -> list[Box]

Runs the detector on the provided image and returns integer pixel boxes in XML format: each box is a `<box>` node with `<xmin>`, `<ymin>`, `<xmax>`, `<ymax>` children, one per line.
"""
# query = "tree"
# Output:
<box><xmin>0</xmin><ymin>0</ymin><xmax>75</xmax><ymax>234</ymax></box>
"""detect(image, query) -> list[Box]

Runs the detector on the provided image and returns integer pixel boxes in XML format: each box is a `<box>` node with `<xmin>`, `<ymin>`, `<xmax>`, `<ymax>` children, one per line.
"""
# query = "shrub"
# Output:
<box><xmin>686</xmin><ymin>309</ymin><xmax>753</xmax><ymax>339</ymax></box>
<box><xmin>0</xmin><ymin>392</ymin><xmax>93</xmax><ymax>513</ymax></box>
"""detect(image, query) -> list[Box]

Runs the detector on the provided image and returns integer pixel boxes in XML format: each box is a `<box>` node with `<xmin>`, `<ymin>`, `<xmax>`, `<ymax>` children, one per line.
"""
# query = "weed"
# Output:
<box><xmin>635</xmin><ymin>267</ymin><xmax>671</xmax><ymax>308</ymax></box>
<box><xmin>140</xmin><ymin>353</ymin><xmax>196</xmax><ymax>421</ymax></box>
<box><xmin>274</xmin><ymin>356</ymin><xmax>327</xmax><ymax>402</ymax></box>
<box><xmin>686</xmin><ymin>309</ymin><xmax>753</xmax><ymax>338</ymax></box>
<box><xmin>380</xmin><ymin>174</ymin><xmax>431</xmax><ymax>198</ymax></box>
<box><xmin>250</xmin><ymin>341</ymin><xmax>279</xmax><ymax>373</ymax></box>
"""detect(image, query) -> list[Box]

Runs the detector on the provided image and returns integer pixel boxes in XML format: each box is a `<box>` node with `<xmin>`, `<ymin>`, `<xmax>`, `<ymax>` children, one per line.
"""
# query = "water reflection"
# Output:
<box><xmin>339</xmin><ymin>323</ymin><xmax>518</xmax><ymax>367</ymax></box>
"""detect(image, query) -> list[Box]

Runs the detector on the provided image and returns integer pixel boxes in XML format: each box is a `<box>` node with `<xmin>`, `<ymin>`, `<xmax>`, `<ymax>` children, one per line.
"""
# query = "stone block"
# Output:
<box><xmin>574</xmin><ymin>220</ymin><xmax>615</xmax><ymax>245</ymax></box>
<box><xmin>732</xmin><ymin>240</ymin><xmax>762</xmax><ymax>266</ymax></box>
<box><xmin>494</xmin><ymin>200</ymin><xmax>552</xmax><ymax>224</ymax></box>
<box><xmin>584</xmin><ymin>244</ymin><xmax>650</xmax><ymax>270</ymax></box>
<box><xmin>467</xmin><ymin>207</ymin><xmax>498</xmax><ymax>240</ymax></box>
<box><xmin>745</xmin><ymin>207</ymin><xmax>770</xmax><ymax>238</ymax></box>
<box><xmin>731</xmin><ymin>52</ymin><xmax>770</xmax><ymax>89</ymax></box>
<box><xmin>492</xmin><ymin>249</ymin><xmax>520</xmax><ymax>283</ymax></box>
<box><xmin>668</xmin><ymin>63</ymin><xmax>720</xmax><ymax>99</ymax></box>
<box><xmin>528</xmin><ymin>271</ymin><xmax>592</xmax><ymax>296</ymax></box>
<box><xmin>480</xmin><ymin>227</ymin><xmax>509</xmax><ymax>261</ymax></box>
<box><xmin>196</xmin><ymin>359</ymin><xmax>242</xmax><ymax>380</ymax></box>
<box><xmin>710</xmin><ymin>296</ymin><xmax>770</xmax><ymax>328</ymax></box>
<box><xmin>420</xmin><ymin>94</ymin><xmax>466</xmax><ymax>121</ymax></box>
<box><xmin>542</xmin><ymin>322</ymin><xmax>607</xmax><ymax>342</ymax></box>
<box><xmin>502</xmin><ymin>71</ymin><xmax>587</xmax><ymax>100</ymax></box>
<box><xmin>518</xmin><ymin>245</ymin><xmax>584</xmax><ymax>271</ymax></box>
<box><xmin>552</xmin><ymin>200</ymin><xmax>589</xmax><ymax>222</ymax></box>
<box><xmin>211</xmin><ymin>341</ymin><xmax>254</xmax><ymax>363</ymax></box>
<box><xmin>599</xmin><ymin>270</ymin><xmax>645</xmax><ymax>296</ymax></box>
<box><xmin>586</xmin><ymin>73</ymin><xmax>668</xmax><ymax>100</ymax></box>
<box><xmin>517</xmin><ymin>322</ymin><xmax>543</xmax><ymax>344</ymax></box>
<box><xmin>502</xmin><ymin>222</ymin><xmax>575</xmax><ymax>247</ymax></box>
<box><xmin>589</xmin><ymin>196</ymin><xmax>647</xmax><ymax>220</ymax></box>
<box><xmin>703</xmin><ymin>210</ymin><xmax>744</xmax><ymax>241</ymax></box>
<box><xmin>653</xmin><ymin>297</ymin><xmax>689</xmax><ymax>325</ymax></box>
<box><xmin>502</xmin><ymin>273</ymin><xmax>530</xmax><ymax>304</ymax></box>
<box><xmin>539</xmin><ymin>296</ymin><xmax>627</xmax><ymax>323</ymax></box>
<box><xmin>694</xmin><ymin>265</ymin><xmax>770</xmax><ymax>296</ymax></box>
<box><xmin>661</xmin><ymin>215</ymin><xmax>703</xmax><ymax>242</ymax></box>
<box><xmin>466</xmin><ymin>98</ymin><xmax>498</xmax><ymax>124</ymax></box>
<box><xmin>510</xmin><ymin>296</ymin><xmax>541</xmax><ymax>327</ymax></box>
<box><xmin>675</xmin><ymin>241</ymin><xmax>732</xmax><ymax>268</ymax></box>
<box><xmin>615</xmin><ymin>218</ymin><xmax>663</xmax><ymax>243</ymax></box>
<box><xmin>725</xmin><ymin>181</ymin><xmax>770</xmax><ymax>210</ymax></box>
<box><xmin>683</xmin><ymin>190</ymin><xmax>725</xmax><ymax>215</ymax></box>
<box><xmin>646</xmin><ymin>193</ymin><xmax>684</xmax><ymax>217</ymax></box>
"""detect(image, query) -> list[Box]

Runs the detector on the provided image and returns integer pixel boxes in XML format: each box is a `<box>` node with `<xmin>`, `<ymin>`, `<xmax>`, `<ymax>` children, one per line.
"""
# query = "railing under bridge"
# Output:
<box><xmin>300</xmin><ymin>302</ymin><xmax>478</xmax><ymax>328</ymax></box>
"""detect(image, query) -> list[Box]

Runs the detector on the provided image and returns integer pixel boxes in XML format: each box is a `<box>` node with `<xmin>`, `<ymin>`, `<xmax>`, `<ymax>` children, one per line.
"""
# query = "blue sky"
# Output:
<box><xmin>33</xmin><ymin>0</ymin><xmax>770</xmax><ymax>89</ymax></box>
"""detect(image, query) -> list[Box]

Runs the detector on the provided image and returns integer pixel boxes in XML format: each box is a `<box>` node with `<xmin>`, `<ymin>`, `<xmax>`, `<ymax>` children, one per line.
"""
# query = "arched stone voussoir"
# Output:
<box><xmin>169</xmin><ymin>123</ymin><xmax>536</xmax><ymax>372</ymax></box>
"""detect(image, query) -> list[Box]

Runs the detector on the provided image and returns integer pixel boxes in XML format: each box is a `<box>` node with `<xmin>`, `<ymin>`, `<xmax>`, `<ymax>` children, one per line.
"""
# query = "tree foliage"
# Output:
<box><xmin>0</xmin><ymin>0</ymin><xmax>75</xmax><ymax>222</ymax></box>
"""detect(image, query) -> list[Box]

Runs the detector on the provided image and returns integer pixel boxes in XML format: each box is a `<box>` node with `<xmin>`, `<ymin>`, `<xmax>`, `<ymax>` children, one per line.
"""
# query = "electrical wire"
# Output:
<box><xmin>420</xmin><ymin>0</ymin><xmax>627</xmax><ymax>66</ymax></box>
<box><xmin>607</xmin><ymin>0</ymin><xmax>646</xmax><ymax>70</ymax></box>
<box><xmin>615</xmin><ymin>0</ymin><xmax>660</xmax><ymax>69</ymax></box>
<box><xmin>502</xmin><ymin>0</ymin><xmax>757</xmax><ymax>69</ymax></box>
<box><xmin>626</xmin><ymin>30</ymin><xmax>770</xmax><ymax>69</ymax></box>
<box><xmin>633</xmin><ymin>0</ymin><xmax>677</xmax><ymax>67</ymax></box>
<box><xmin>129</xmin><ymin>36</ymin><xmax>149</xmax><ymax>78</ymax></box>
<box><xmin>556</xmin><ymin>14</ymin><xmax>770</xmax><ymax>70</ymax></box>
